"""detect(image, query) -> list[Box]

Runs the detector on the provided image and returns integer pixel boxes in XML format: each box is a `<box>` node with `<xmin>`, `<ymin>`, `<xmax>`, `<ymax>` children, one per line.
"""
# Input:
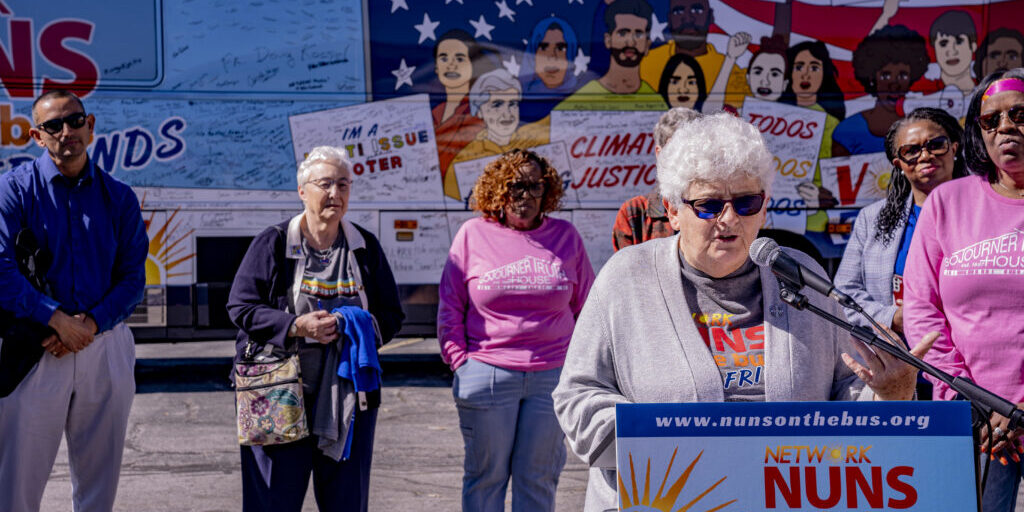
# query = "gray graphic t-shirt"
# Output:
<box><xmin>679</xmin><ymin>254</ymin><xmax>766</xmax><ymax>402</ymax></box>
<box><xmin>294</xmin><ymin>234</ymin><xmax>361</xmax><ymax>394</ymax></box>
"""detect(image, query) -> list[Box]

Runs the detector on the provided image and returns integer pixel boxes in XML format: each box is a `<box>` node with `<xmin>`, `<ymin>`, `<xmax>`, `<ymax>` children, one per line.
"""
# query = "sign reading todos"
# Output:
<box><xmin>616</xmin><ymin>401</ymin><xmax>975</xmax><ymax>511</ymax></box>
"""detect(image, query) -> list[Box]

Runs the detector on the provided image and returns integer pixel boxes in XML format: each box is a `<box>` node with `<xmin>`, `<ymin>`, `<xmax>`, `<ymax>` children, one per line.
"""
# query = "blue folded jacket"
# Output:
<box><xmin>333</xmin><ymin>305</ymin><xmax>382</xmax><ymax>392</ymax></box>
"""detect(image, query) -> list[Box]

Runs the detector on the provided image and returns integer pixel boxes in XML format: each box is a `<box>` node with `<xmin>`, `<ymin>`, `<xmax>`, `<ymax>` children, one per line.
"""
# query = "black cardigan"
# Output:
<box><xmin>226</xmin><ymin>219</ymin><xmax>404</xmax><ymax>365</ymax></box>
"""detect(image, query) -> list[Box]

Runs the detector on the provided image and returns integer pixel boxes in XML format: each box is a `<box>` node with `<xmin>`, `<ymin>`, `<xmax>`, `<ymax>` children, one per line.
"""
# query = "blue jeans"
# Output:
<box><xmin>981</xmin><ymin>452</ymin><xmax>1024</xmax><ymax>512</ymax></box>
<box><xmin>453</xmin><ymin>359</ymin><xmax>566</xmax><ymax>512</ymax></box>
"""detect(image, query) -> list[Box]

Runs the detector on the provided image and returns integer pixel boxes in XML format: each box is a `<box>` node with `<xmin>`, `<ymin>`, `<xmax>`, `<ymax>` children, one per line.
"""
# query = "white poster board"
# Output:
<box><xmin>818</xmin><ymin>153</ymin><xmax>892</xmax><ymax>208</ymax></box>
<box><xmin>549</xmin><ymin>110</ymin><xmax>663</xmax><ymax>208</ymax></box>
<box><xmin>288</xmin><ymin>94</ymin><xmax>444</xmax><ymax>209</ymax></box>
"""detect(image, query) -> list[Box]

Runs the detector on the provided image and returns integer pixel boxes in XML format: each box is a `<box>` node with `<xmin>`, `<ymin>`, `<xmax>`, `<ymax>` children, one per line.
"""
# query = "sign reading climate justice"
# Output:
<box><xmin>550</xmin><ymin>110</ymin><xmax>664</xmax><ymax>208</ymax></box>
<box><xmin>615</xmin><ymin>401</ymin><xmax>975</xmax><ymax>511</ymax></box>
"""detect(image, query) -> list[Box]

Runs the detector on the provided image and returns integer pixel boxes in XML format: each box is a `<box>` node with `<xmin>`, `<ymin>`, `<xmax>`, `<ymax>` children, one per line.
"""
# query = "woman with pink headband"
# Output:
<box><xmin>904</xmin><ymin>68</ymin><xmax>1024</xmax><ymax>512</ymax></box>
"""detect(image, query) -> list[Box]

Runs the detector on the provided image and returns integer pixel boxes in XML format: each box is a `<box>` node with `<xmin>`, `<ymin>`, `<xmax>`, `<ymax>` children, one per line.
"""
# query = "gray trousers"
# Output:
<box><xmin>0</xmin><ymin>322</ymin><xmax>136</xmax><ymax>512</ymax></box>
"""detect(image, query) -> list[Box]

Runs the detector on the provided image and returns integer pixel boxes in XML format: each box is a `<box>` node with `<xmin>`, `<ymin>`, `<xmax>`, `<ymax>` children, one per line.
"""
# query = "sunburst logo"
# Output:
<box><xmin>619</xmin><ymin>448</ymin><xmax>736</xmax><ymax>512</ymax></box>
<box><xmin>140</xmin><ymin>192</ymin><xmax>195</xmax><ymax>285</ymax></box>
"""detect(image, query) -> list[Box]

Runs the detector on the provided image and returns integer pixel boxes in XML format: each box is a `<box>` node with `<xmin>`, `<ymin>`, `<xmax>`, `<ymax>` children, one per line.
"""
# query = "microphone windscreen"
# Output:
<box><xmin>749</xmin><ymin>237</ymin><xmax>780</xmax><ymax>267</ymax></box>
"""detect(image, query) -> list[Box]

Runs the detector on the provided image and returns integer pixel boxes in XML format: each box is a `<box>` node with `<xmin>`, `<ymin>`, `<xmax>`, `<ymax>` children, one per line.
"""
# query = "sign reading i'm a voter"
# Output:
<box><xmin>615</xmin><ymin>401</ymin><xmax>976</xmax><ymax>511</ymax></box>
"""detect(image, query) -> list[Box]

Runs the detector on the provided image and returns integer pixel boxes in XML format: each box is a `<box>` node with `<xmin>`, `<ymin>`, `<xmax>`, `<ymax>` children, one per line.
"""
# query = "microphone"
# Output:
<box><xmin>749</xmin><ymin>238</ymin><xmax>861</xmax><ymax>312</ymax></box>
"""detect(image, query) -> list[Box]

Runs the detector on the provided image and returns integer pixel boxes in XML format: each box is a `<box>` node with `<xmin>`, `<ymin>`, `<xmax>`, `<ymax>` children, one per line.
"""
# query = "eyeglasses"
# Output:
<box><xmin>305</xmin><ymin>177</ymin><xmax>350</xmax><ymax>191</ymax></box>
<box><xmin>36</xmin><ymin>112</ymin><xmax>88</xmax><ymax>135</ymax></box>
<box><xmin>897</xmin><ymin>135</ymin><xmax>951</xmax><ymax>164</ymax></box>
<box><xmin>681</xmin><ymin>192</ymin><xmax>766</xmax><ymax>220</ymax></box>
<box><xmin>508</xmin><ymin>180</ymin><xmax>545</xmax><ymax>198</ymax></box>
<box><xmin>977</xmin><ymin>106</ymin><xmax>1024</xmax><ymax>131</ymax></box>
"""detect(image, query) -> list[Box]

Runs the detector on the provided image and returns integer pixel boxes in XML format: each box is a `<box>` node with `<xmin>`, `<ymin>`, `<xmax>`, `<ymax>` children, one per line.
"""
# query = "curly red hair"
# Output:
<box><xmin>470</xmin><ymin>149</ymin><xmax>563</xmax><ymax>221</ymax></box>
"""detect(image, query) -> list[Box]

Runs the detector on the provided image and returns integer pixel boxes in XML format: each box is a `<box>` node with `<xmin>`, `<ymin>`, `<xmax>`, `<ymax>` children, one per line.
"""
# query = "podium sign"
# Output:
<box><xmin>615</xmin><ymin>401</ymin><xmax>975</xmax><ymax>511</ymax></box>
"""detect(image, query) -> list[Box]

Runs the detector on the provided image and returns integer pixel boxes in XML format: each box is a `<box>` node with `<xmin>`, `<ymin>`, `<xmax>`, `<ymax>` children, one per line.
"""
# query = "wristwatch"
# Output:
<box><xmin>288</xmin><ymin>320</ymin><xmax>298</xmax><ymax>337</ymax></box>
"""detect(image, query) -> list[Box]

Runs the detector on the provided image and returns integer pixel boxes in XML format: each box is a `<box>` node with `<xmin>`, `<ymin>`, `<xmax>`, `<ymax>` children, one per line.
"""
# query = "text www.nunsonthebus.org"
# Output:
<box><xmin>655</xmin><ymin>410</ymin><xmax>931</xmax><ymax>430</ymax></box>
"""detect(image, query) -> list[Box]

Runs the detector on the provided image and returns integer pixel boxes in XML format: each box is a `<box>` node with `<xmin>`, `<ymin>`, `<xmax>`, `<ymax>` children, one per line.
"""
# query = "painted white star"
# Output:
<box><xmin>445</xmin><ymin>0</ymin><xmax>464</xmax><ymax>3</ymax></box>
<box><xmin>568</xmin><ymin>0</ymin><xmax>583</xmax><ymax>5</ymax></box>
<box><xmin>391</xmin><ymin>58</ymin><xmax>415</xmax><ymax>90</ymax></box>
<box><xmin>503</xmin><ymin>54</ymin><xmax>520</xmax><ymax>77</ymax></box>
<box><xmin>468</xmin><ymin>15</ymin><xmax>496</xmax><ymax>41</ymax></box>
<box><xmin>495</xmin><ymin>0</ymin><xmax>516</xmax><ymax>22</ymax></box>
<box><xmin>413</xmin><ymin>12</ymin><xmax>440</xmax><ymax>44</ymax></box>
<box><xmin>573</xmin><ymin>48</ymin><xmax>589</xmax><ymax>76</ymax></box>
<box><xmin>390</xmin><ymin>0</ymin><xmax>408</xmax><ymax>13</ymax></box>
<box><xmin>650</xmin><ymin>13</ymin><xmax>667</xmax><ymax>43</ymax></box>
<box><xmin>516</xmin><ymin>0</ymin><xmax>533</xmax><ymax>5</ymax></box>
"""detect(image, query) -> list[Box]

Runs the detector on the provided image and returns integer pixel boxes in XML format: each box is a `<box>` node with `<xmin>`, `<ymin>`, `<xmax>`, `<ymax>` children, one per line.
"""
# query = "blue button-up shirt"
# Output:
<box><xmin>0</xmin><ymin>154</ymin><xmax>148</xmax><ymax>333</ymax></box>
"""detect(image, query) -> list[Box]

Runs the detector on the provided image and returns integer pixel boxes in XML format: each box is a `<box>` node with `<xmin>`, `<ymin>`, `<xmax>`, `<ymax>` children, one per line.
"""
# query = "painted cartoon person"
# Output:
<box><xmin>519</xmin><ymin>17</ymin><xmax>589</xmax><ymax>123</ymax></box>
<box><xmin>658</xmin><ymin>53</ymin><xmax>707</xmax><ymax>110</ymax></box>
<box><xmin>638</xmin><ymin>0</ymin><xmax>751</xmax><ymax>109</ymax></box>
<box><xmin>929</xmin><ymin>11</ymin><xmax>977</xmax><ymax>95</ymax></box>
<box><xmin>658</xmin><ymin>32</ymin><xmax>750</xmax><ymax>113</ymax></box>
<box><xmin>555</xmin><ymin>0</ymin><xmax>666</xmax><ymax>111</ymax></box>
<box><xmin>779</xmin><ymin>41</ymin><xmax>846</xmax><ymax>231</ymax></box>
<box><xmin>449</xmin><ymin>69</ymin><xmax>550</xmax><ymax>199</ymax></box>
<box><xmin>974</xmin><ymin>28</ymin><xmax>1024</xmax><ymax>79</ymax></box>
<box><xmin>832</xmin><ymin>25</ymin><xmax>929</xmax><ymax>156</ymax></box>
<box><xmin>432</xmin><ymin>29</ymin><xmax>497</xmax><ymax>199</ymax></box>
<box><xmin>745</xmin><ymin>35</ymin><xmax>789</xmax><ymax>102</ymax></box>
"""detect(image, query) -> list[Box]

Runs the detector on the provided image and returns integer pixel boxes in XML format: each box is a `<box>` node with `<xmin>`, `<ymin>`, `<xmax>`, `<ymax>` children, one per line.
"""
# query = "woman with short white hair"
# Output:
<box><xmin>228</xmin><ymin>146</ymin><xmax>404</xmax><ymax>512</ymax></box>
<box><xmin>552</xmin><ymin>112</ymin><xmax>936</xmax><ymax>512</ymax></box>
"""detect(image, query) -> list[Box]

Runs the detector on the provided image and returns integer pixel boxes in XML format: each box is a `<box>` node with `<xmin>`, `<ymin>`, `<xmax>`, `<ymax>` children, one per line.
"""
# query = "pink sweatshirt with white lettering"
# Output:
<box><xmin>437</xmin><ymin>216</ymin><xmax>595</xmax><ymax>372</ymax></box>
<box><xmin>904</xmin><ymin>175</ymin><xmax>1024</xmax><ymax>402</ymax></box>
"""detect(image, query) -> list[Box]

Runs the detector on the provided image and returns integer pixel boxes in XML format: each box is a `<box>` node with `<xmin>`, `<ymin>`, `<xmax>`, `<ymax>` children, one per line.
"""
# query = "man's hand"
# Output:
<box><xmin>842</xmin><ymin>330</ymin><xmax>938</xmax><ymax>401</ymax></box>
<box><xmin>40</xmin><ymin>333</ymin><xmax>70</xmax><ymax>358</ymax></box>
<box><xmin>293</xmin><ymin>310</ymin><xmax>339</xmax><ymax>344</ymax></box>
<box><xmin>47</xmin><ymin>309</ymin><xmax>95</xmax><ymax>352</ymax></box>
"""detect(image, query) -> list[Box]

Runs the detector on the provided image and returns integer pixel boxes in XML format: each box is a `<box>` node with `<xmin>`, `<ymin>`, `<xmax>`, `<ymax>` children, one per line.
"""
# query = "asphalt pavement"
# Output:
<box><xmin>38</xmin><ymin>338</ymin><xmax>588</xmax><ymax>511</ymax></box>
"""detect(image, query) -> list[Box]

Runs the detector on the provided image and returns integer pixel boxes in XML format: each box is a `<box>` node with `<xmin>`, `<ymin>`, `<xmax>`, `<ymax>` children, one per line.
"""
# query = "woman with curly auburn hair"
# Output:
<box><xmin>438</xmin><ymin>148</ymin><xmax>595</xmax><ymax>511</ymax></box>
<box><xmin>835</xmin><ymin>107</ymin><xmax>966</xmax><ymax>344</ymax></box>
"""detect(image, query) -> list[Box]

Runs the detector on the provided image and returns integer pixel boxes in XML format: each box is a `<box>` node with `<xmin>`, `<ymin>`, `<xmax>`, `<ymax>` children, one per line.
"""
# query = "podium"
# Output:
<box><xmin>614</xmin><ymin>401</ymin><xmax>976</xmax><ymax>511</ymax></box>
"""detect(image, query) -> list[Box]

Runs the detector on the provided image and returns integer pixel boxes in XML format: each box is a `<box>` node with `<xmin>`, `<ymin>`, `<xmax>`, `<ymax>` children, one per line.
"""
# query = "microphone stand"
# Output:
<box><xmin>777</xmin><ymin>281</ymin><xmax>1024</xmax><ymax>429</ymax></box>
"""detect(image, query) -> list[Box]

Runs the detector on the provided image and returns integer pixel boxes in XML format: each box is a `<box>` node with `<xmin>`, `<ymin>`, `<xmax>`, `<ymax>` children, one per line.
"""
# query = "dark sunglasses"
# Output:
<box><xmin>897</xmin><ymin>135</ymin><xmax>950</xmax><ymax>164</ymax></box>
<box><xmin>977</xmin><ymin>105</ymin><xmax>1024</xmax><ymax>132</ymax></box>
<box><xmin>508</xmin><ymin>180</ymin><xmax>545</xmax><ymax>198</ymax></box>
<box><xmin>36</xmin><ymin>112</ymin><xmax>88</xmax><ymax>135</ymax></box>
<box><xmin>681</xmin><ymin>192</ymin><xmax>766</xmax><ymax>220</ymax></box>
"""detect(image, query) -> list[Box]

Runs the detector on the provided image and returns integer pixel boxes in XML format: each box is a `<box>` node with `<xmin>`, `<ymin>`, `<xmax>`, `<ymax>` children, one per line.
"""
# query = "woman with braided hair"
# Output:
<box><xmin>835</xmin><ymin>107</ymin><xmax>966</xmax><ymax>342</ymax></box>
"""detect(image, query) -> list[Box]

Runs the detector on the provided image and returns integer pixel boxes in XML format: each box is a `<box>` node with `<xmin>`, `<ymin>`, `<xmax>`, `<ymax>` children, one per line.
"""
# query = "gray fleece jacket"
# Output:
<box><xmin>552</xmin><ymin>235</ymin><xmax>872</xmax><ymax>512</ymax></box>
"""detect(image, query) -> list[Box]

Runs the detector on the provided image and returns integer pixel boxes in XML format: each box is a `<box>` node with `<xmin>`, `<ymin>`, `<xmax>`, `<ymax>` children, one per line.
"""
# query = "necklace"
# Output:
<box><xmin>995</xmin><ymin>180</ymin><xmax>1024</xmax><ymax>198</ymax></box>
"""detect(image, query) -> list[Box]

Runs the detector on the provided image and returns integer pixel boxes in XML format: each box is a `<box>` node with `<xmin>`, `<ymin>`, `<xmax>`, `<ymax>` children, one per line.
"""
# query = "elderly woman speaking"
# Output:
<box><xmin>552</xmin><ymin>112</ymin><xmax>936</xmax><ymax>511</ymax></box>
<box><xmin>227</xmin><ymin>146</ymin><xmax>404</xmax><ymax>512</ymax></box>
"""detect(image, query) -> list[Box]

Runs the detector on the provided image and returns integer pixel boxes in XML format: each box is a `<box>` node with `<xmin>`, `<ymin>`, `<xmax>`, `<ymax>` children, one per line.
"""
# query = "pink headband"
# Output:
<box><xmin>982</xmin><ymin>78</ymin><xmax>1024</xmax><ymax>102</ymax></box>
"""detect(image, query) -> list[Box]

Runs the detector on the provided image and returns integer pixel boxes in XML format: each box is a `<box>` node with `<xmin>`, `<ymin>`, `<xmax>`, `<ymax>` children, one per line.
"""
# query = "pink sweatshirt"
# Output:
<box><xmin>904</xmin><ymin>175</ymin><xmax>1024</xmax><ymax>402</ymax></box>
<box><xmin>437</xmin><ymin>216</ymin><xmax>595</xmax><ymax>372</ymax></box>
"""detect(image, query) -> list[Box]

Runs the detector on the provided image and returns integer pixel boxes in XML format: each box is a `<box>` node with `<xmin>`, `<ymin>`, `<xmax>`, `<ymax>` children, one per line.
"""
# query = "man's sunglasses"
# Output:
<box><xmin>977</xmin><ymin>106</ymin><xmax>1024</xmax><ymax>132</ymax></box>
<box><xmin>508</xmin><ymin>180</ymin><xmax>545</xmax><ymax>198</ymax></box>
<box><xmin>897</xmin><ymin>135</ymin><xmax>950</xmax><ymax>164</ymax></box>
<box><xmin>36</xmin><ymin>112</ymin><xmax>88</xmax><ymax>135</ymax></box>
<box><xmin>681</xmin><ymin>192</ymin><xmax>766</xmax><ymax>220</ymax></box>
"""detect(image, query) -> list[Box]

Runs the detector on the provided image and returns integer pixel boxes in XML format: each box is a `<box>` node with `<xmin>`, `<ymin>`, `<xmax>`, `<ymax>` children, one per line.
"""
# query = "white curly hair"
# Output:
<box><xmin>297</xmin><ymin>146</ymin><xmax>352</xmax><ymax>185</ymax></box>
<box><xmin>656</xmin><ymin>112</ymin><xmax>775</xmax><ymax>208</ymax></box>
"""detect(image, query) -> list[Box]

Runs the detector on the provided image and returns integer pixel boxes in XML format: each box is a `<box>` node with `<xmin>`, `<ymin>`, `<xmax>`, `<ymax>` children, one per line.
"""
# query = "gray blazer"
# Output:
<box><xmin>552</xmin><ymin>235</ymin><xmax>871</xmax><ymax>512</ymax></box>
<box><xmin>834</xmin><ymin>197</ymin><xmax>913</xmax><ymax>331</ymax></box>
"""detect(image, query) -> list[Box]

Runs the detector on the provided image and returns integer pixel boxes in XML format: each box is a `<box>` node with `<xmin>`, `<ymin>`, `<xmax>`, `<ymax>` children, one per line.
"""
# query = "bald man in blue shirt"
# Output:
<box><xmin>0</xmin><ymin>90</ymin><xmax>148</xmax><ymax>512</ymax></box>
